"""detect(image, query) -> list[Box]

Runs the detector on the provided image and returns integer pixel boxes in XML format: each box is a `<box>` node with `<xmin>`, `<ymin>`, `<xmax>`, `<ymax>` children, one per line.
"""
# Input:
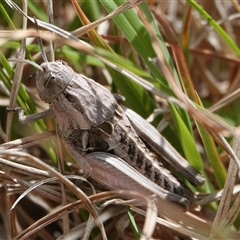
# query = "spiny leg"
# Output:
<box><xmin>122</xmin><ymin>106</ymin><xmax>205</xmax><ymax>187</ymax></box>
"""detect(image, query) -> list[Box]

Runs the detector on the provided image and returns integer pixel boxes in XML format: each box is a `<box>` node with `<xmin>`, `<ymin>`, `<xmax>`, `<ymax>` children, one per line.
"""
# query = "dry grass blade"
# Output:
<box><xmin>9</xmin><ymin>174</ymin><xmax>92</xmax><ymax>211</ymax></box>
<box><xmin>216</xmin><ymin>193</ymin><xmax>240</xmax><ymax>238</ymax></box>
<box><xmin>210</xmin><ymin>87</ymin><xmax>240</xmax><ymax>113</ymax></box>
<box><xmin>197</xmin><ymin>185</ymin><xmax>240</xmax><ymax>206</ymax></box>
<box><xmin>0</xmin><ymin>149</ymin><xmax>107</xmax><ymax>238</ymax></box>
<box><xmin>57</xmin><ymin>205</ymin><xmax>126</xmax><ymax>240</ymax></box>
<box><xmin>4</xmin><ymin>1</ymin><xmax>28</xmax><ymax>237</ymax></box>
<box><xmin>6</xmin><ymin>0</ymin><xmax>27</xmax><ymax>139</ymax></box>
<box><xmin>55</xmin><ymin>128</ymin><xmax>69</xmax><ymax>236</ymax></box>
<box><xmin>0</xmin><ymin>131</ymin><xmax>55</xmax><ymax>150</ymax></box>
<box><xmin>0</xmin><ymin>157</ymin><xmax>49</xmax><ymax>177</ymax></box>
<box><xmin>13</xmin><ymin>191</ymin><xmax>140</xmax><ymax>239</ymax></box>
<box><xmin>210</xmin><ymin>138</ymin><xmax>240</xmax><ymax>238</ymax></box>
<box><xmin>214</xmin><ymin>133</ymin><xmax>240</xmax><ymax>169</ymax></box>
<box><xmin>132</xmin><ymin>206</ymin><xmax>208</xmax><ymax>239</ymax></box>
<box><xmin>139</xmin><ymin>198</ymin><xmax>157</xmax><ymax>240</ymax></box>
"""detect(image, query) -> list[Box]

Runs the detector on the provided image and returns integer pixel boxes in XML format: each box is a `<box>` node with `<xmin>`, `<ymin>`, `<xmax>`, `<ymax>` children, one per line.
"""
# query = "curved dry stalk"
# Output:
<box><xmin>10</xmin><ymin>175</ymin><xmax>92</xmax><ymax>211</ymax></box>
<box><xmin>210</xmin><ymin>138</ymin><xmax>240</xmax><ymax>238</ymax></box>
<box><xmin>0</xmin><ymin>150</ymin><xmax>106</xmax><ymax>238</ymax></box>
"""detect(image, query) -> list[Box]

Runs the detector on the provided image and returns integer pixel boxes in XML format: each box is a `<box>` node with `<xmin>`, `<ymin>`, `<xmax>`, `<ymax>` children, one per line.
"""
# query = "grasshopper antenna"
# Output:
<box><xmin>8</xmin><ymin>17</ymin><xmax>46</xmax><ymax>71</ymax></box>
<box><xmin>8</xmin><ymin>58</ymin><xmax>43</xmax><ymax>71</ymax></box>
<box><xmin>47</xmin><ymin>0</ymin><xmax>55</xmax><ymax>62</ymax></box>
<box><xmin>33</xmin><ymin>16</ymin><xmax>48</xmax><ymax>63</ymax></box>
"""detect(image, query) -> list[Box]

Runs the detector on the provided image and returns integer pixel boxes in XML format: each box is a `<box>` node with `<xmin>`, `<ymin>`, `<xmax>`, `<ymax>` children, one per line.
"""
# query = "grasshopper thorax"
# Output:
<box><xmin>36</xmin><ymin>60</ymin><xmax>75</xmax><ymax>103</ymax></box>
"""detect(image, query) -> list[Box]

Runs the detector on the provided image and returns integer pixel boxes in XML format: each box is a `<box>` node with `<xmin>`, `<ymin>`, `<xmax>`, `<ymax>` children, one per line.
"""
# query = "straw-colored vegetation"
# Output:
<box><xmin>1</xmin><ymin>0</ymin><xmax>240</xmax><ymax>239</ymax></box>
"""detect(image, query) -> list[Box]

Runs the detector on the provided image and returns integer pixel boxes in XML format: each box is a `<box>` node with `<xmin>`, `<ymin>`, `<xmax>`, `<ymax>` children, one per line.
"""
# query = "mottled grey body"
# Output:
<box><xmin>38</xmin><ymin>61</ymin><xmax>195</xmax><ymax>205</ymax></box>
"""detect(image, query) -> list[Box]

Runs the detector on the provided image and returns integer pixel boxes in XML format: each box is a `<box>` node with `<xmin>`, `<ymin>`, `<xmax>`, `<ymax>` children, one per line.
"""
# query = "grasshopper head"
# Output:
<box><xmin>36</xmin><ymin>60</ymin><xmax>75</xmax><ymax>103</ymax></box>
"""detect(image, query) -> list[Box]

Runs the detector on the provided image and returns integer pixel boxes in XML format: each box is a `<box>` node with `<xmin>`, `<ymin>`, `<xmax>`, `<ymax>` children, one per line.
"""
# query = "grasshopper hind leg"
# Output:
<box><xmin>122</xmin><ymin>106</ymin><xmax>205</xmax><ymax>188</ymax></box>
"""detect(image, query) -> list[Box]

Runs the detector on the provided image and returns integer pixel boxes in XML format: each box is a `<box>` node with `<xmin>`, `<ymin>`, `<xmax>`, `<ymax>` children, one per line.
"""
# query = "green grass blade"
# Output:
<box><xmin>169</xmin><ymin>103</ymin><xmax>203</xmax><ymax>171</ymax></box>
<box><xmin>187</xmin><ymin>0</ymin><xmax>240</xmax><ymax>56</ymax></box>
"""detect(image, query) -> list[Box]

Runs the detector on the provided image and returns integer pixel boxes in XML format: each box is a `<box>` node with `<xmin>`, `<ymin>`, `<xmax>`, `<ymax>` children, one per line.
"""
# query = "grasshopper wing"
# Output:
<box><xmin>85</xmin><ymin>152</ymin><xmax>190</xmax><ymax>208</ymax></box>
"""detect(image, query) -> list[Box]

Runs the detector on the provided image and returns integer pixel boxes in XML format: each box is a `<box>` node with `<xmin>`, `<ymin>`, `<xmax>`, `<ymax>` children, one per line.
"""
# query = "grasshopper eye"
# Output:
<box><xmin>56</xmin><ymin>60</ymin><xmax>68</xmax><ymax>66</ymax></box>
<box><xmin>44</xmin><ymin>75</ymin><xmax>55</xmax><ymax>88</ymax></box>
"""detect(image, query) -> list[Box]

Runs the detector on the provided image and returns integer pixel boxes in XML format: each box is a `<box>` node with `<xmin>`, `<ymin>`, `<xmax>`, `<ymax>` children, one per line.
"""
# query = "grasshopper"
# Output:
<box><xmin>12</xmin><ymin>59</ymin><xmax>205</xmax><ymax>209</ymax></box>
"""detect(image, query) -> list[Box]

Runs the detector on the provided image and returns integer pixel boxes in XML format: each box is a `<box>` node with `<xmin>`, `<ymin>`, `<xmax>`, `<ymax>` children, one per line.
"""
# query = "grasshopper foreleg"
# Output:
<box><xmin>8</xmin><ymin>107</ymin><xmax>50</xmax><ymax>124</ymax></box>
